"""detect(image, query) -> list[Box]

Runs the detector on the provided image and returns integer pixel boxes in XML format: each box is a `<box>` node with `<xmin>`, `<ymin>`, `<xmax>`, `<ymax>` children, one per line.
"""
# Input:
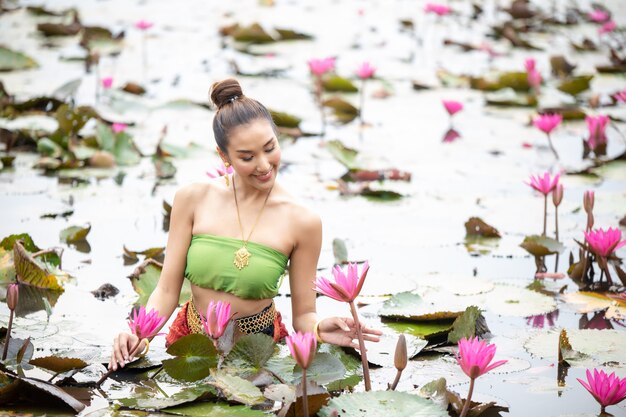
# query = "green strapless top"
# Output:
<box><xmin>185</xmin><ymin>234</ymin><xmax>289</xmax><ymax>300</ymax></box>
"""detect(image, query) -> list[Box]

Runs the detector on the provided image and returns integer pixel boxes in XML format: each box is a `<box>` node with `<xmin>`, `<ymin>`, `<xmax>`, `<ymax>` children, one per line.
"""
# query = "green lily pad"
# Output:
<box><xmin>319</xmin><ymin>391</ymin><xmax>449</xmax><ymax>417</ymax></box>
<box><xmin>59</xmin><ymin>224</ymin><xmax>90</xmax><ymax>243</ymax></box>
<box><xmin>117</xmin><ymin>385</ymin><xmax>215</xmax><ymax>411</ymax></box>
<box><xmin>557</xmin><ymin>75</ymin><xmax>593</xmax><ymax>96</ymax></box>
<box><xmin>226</xmin><ymin>333</ymin><xmax>276</xmax><ymax>370</ymax></box>
<box><xmin>464</xmin><ymin>217</ymin><xmax>501</xmax><ymax>238</ymax></box>
<box><xmin>520</xmin><ymin>235</ymin><xmax>565</xmax><ymax>256</ymax></box>
<box><xmin>322</xmin><ymin>75</ymin><xmax>358</xmax><ymax>93</ymax></box>
<box><xmin>29</xmin><ymin>356</ymin><xmax>88</xmax><ymax>373</ymax></box>
<box><xmin>485</xmin><ymin>89</ymin><xmax>537</xmax><ymax>107</ymax></box>
<box><xmin>208</xmin><ymin>370</ymin><xmax>265</xmax><ymax>406</ymax></box>
<box><xmin>321</xmin><ymin>344</ymin><xmax>363</xmax><ymax>391</ymax></box>
<box><xmin>361</xmin><ymin>331</ymin><xmax>428</xmax><ymax>366</ymax></box>
<box><xmin>270</xmin><ymin>109</ymin><xmax>301</xmax><ymax>128</ymax></box>
<box><xmin>322</xmin><ymin>97</ymin><xmax>358</xmax><ymax>123</ymax></box>
<box><xmin>0</xmin><ymin>46</ymin><xmax>38</xmax><ymax>72</ymax></box>
<box><xmin>16</xmin><ymin>375</ymin><xmax>85</xmax><ymax>413</ymax></box>
<box><xmin>162</xmin><ymin>334</ymin><xmax>218</xmax><ymax>382</ymax></box>
<box><xmin>485</xmin><ymin>284</ymin><xmax>556</xmax><ymax>317</ymax></box>
<box><xmin>447</xmin><ymin>306</ymin><xmax>486</xmax><ymax>344</ymax></box>
<box><xmin>384</xmin><ymin>320</ymin><xmax>454</xmax><ymax>340</ymax></box>
<box><xmin>379</xmin><ymin>291</ymin><xmax>464</xmax><ymax>321</ymax></box>
<box><xmin>275</xmin><ymin>28</ymin><xmax>313</xmax><ymax>41</ymax></box>
<box><xmin>326</xmin><ymin>139</ymin><xmax>359</xmax><ymax>170</ymax></box>
<box><xmin>13</xmin><ymin>240</ymin><xmax>64</xmax><ymax>291</ymax></box>
<box><xmin>37</xmin><ymin>138</ymin><xmax>65</xmax><ymax>158</ymax></box>
<box><xmin>162</xmin><ymin>402</ymin><xmax>267</xmax><ymax>417</ymax></box>
<box><xmin>129</xmin><ymin>259</ymin><xmax>191</xmax><ymax>306</ymax></box>
<box><xmin>361</xmin><ymin>188</ymin><xmax>404</xmax><ymax>201</ymax></box>
<box><xmin>293</xmin><ymin>352</ymin><xmax>346</xmax><ymax>385</ymax></box>
<box><xmin>1</xmin><ymin>234</ymin><xmax>39</xmax><ymax>253</ymax></box>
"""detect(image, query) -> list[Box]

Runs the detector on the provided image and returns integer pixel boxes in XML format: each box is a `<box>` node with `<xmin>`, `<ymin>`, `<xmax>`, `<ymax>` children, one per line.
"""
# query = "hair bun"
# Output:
<box><xmin>210</xmin><ymin>78</ymin><xmax>244</xmax><ymax>109</ymax></box>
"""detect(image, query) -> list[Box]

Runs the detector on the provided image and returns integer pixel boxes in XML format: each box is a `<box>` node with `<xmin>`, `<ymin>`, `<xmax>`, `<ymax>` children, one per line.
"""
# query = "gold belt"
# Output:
<box><xmin>187</xmin><ymin>300</ymin><xmax>276</xmax><ymax>335</ymax></box>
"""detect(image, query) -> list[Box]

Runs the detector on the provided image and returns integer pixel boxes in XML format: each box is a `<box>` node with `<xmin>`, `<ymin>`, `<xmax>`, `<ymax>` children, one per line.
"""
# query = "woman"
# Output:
<box><xmin>109</xmin><ymin>78</ymin><xmax>381</xmax><ymax>371</ymax></box>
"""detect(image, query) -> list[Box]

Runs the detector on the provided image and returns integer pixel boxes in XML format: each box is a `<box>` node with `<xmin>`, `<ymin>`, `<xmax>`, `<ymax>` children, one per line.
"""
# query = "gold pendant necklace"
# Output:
<box><xmin>232</xmin><ymin>177</ymin><xmax>273</xmax><ymax>270</ymax></box>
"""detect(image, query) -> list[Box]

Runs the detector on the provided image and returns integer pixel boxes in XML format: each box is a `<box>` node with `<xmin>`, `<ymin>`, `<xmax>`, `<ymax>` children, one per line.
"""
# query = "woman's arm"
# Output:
<box><xmin>109</xmin><ymin>185</ymin><xmax>196</xmax><ymax>370</ymax></box>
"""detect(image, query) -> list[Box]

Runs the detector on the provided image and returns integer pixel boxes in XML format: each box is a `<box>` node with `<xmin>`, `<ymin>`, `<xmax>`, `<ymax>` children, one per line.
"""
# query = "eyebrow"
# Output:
<box><xmin>236</xmin><ymin>138</ymin><xmax>275</xmax><ymax>153</ymax></box>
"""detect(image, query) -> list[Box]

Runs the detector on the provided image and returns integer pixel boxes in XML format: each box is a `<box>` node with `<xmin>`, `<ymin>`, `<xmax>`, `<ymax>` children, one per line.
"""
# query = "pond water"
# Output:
<box><xmin>1</xmin><ymin>0</ymin><xmax>626</xmax><ymax>416</ymax></box>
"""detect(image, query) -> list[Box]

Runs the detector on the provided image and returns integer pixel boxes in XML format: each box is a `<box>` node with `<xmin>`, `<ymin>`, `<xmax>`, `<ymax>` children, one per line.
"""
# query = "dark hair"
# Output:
<box><xmin>209</xmin><ymin>78</ymin><xmax>277</xmax><ymax>154</ymax></box>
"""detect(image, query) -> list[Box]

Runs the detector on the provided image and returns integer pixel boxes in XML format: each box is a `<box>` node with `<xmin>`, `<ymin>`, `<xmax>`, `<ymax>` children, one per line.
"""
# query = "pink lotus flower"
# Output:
<box><xmin>206</xmin><ymin>162</ymin><xmax>234</xmax><ymax>178</ymax></box>
<box><xmin>524</xmin><ymin>58</ymin><xmax>536</xmax><ymax>72</ymax></box>
<box><xmin>456</xmin><ymin>337</ymin><xmax>507</xmax><ymax>379</ymax></box>
<box><xmin>135</xmin><ymin>20</ymin><xmax>154</xmax><ymax>31</ymax></box>
<box><xmin>315</xmin><ymin>262</ymin><xmax>369</xmax><ymax>303</ymax></box>
<box><xmin>599</xmin><ymin>20</ymin><xmax>616</xmax><ymax>35</ymax></box>
<box><xmin>586</xmin><ymin>115</ymin><xmax>609</xmax><ymax>150</ymax></box>
<box><xmin>356</xmin><ymin>62</ymin><xmax>376</xmax><ymax>80</ymax></box>
<box><xmin>201</xmin><ymin>300</ymin><xmax>232</xmax><ymax>339</ymax></box>
<box><xmin>526</xmin><ymin>171</ymin><xmax>560</xmax><ymax>196</ymax></box>
<box><xmin>424</xmin><ymin>3</ymin><xmax>451</xmax><ymax>16</ymax></box>
<box><xmin>112</xmin><ymin>123</ymin><xmax>127</xmax><ymax>134</ymax></box>
<box><xmin>101</xmin><ymin>77</ymin><xmax>113</xmax><ymax>89</ymax></box>
<box><xmin>577</xmin><ymin>369</ymin><xmax>626</xmax><ymax>413</ymax></box>
<box><xmin>533</xmin><ymin>114</ymin><xmax>562</xmax><ymax>134</ymax></box>
<box><xmin>308</xmin><ymin>57</ymin><xmax>335</xmax><ymax>76</ymax></box>
<box><xmin>286</xmin><ymin>331</ymin><xmax>317</xmax><ymax>369</ymax></box>
<box><xmin>615</xmin><ymin>90</ymin><xmax>626</xmax><ymax>102</ymax></box>
<box><xmin>442</xmin><ymin>128</ymin><xmax>461</xmax><ymax>143</ymax></box>
<box><xmin>128</xmin><ymin>306</ymin><xmax>166</xmax><ymax>340</ymax></box>
<box><xmin>442</xmin><ymin>100</ymin><xmax>463</xmax><ymax>117</ymax></box>
<box><xmin>588</xmin><ymin>10</ymin><xmax>610</xmax><ymax>23</ymax></box>
<box><xmin>584</xmin><ymin>227</ymin><xmax>626</xmax><ymax>258</ymax></box>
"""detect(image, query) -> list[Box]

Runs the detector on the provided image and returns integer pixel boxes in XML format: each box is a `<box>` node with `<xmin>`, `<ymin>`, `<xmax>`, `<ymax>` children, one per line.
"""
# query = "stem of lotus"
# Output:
<box><xmin>390</xmin><ymin>369</ymin><xmax>402</xmax><ymax>391</ymax></box>
<box><xmin>2</xmin><ymin>310</ymin><xmax>14</xmax><ymax>361</ymax></box>
<box><xmin>546</xmin><ymin>133</ymin><xmax>559</xmax><ymax>160</ymax></box>
<box><xmin>601</xmin><ymin>258</ymin><xmax>614</xmax><ymax>286</ymax></box>
<box><xmin>542</xmin><ymin>195</ymin><xmax>547</xmax><ymax>237</ymax></box>
<box><xmin>459</xmin><ymin>377</ymin><xmax>475</xmax><ymax>417</ymax></box>
<box><xmin>349</xmin><ymin>301</ymin><xmax>371</xmax><ymax>391</ymax></box>
<box><xmin>315</xmin><ymin>76</ymin><xmax>326</xmax><ymax>138</ymax></box>
<box><xmin>301</xmin><ymin>368</ymin><xmax>309</xmax><ymax>417</ymax></box>
<box><xmin>554</xmin><ymin>205</ymin><xmax>559</xmax><ymax>241</ymax></box>
<box><xmin>96</xmin><ymin>338</ymin><xmax>142</xmax><ymax>387</ymax></box>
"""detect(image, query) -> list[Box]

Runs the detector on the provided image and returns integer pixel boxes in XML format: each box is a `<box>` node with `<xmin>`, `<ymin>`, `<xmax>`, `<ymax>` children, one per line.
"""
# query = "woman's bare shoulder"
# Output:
<box><xmin>173</xmin><ymin>180</ymin><xmax>223</xmax><ymax>208</ymax></box>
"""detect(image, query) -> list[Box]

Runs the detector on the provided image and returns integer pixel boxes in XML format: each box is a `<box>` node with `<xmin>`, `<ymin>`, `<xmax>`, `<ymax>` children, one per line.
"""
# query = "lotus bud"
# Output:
<box><xmin>583</xmin><ymin>190</ymin><xmax>594</xmax><ymax>214</ymax></box>
<box><xmin>552</xmin><ymin>184</ymin><xmax>563</xmax><ymax>207</ymax></box>
<box><xmin>7</xmin><ymin>283</ymin><xmax>18</xmax><ymax>311</ymax></box>
<box><xmin>394</xmin><ymin>334</ymin><xmax>407</xmax><ymax>371</ymax></box>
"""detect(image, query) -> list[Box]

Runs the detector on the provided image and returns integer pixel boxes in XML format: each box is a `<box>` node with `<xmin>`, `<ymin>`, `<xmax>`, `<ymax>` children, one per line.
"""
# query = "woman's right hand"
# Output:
<box><xmin>108</xmin><ymin>332</ymin><xmax>147</xmax><ymax>371</ymax></box>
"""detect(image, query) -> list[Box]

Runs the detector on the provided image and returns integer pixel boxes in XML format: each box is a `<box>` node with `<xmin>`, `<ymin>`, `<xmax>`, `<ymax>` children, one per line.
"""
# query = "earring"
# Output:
<box><xmin>224</xmin><ymin>162</ymin><xmax>230</xmax><ymax>187</ymax></box>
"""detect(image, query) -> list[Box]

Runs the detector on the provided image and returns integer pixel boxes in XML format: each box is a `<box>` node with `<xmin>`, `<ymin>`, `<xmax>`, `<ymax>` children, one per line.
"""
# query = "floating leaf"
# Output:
<box><xmin>209</xmin><ymin>370</ymin><xmax>265</xmax><ymax>406</ymax></box>
<box><xmin>163</xmin><ymin>334</ymin><xmax>218</xmax><ymax>382</ymax></box>
<box><xmin>360</xmin><ymin>331</ymin><xmax>427</xmax><ymax>367</ymax></box>
<box><xmin>520</xmin><ymin>235</ymin><xmax>565</xmax><ymax>256</ymax></box>
<box><xmin>123</xmin><ymin>246</ymin><xmax>165</xmax><ymax>264</ymax></box>
<box><xmin>485</xmin><ymin>90</ymin><xmax>537</xmax><ymax>107</ymax></box>
<box><xmin>231</xmin><ymin>23</ymin><xmax>274</xmax><ymax>43</ymax></box>
<box><xmin>129</xmin><ymin>259</ymin><xmax>191</xmax><ymax>306</ymax></box>
<box><xmin>464</xmin><ymin>217</ymin><xmax>501</xmax><ymax>238</ymax></box>
<box><xmin>0</xmin><ymin>46</ymin><xmax>38</xmax><ymax>72</ymax></box>
<box><xmin>379</xmin><ymin>291</ymin><xmax>464</xmax><ymax>321</ymax></box>
<box><xmin>524</xmin><ymin>329</ymin><xmax>625</xmax><ymax>365</ymax></box>
<box><xmin>1</xmin><ymin>234</ymin><xmax>39</xmax><ymax>252</ymax></box>
<box><xmin>270</xmin><ymin>109</ymin><xmax>301</xmax><ymax>128</ymax></box>
<box><xmin>162</xmin><ymin>401</ymin><xmax>267</xmax><ymax>417</ymax></box>
<box><xmin>117</xmin><ymin>385</ymin><xmax>215</xmax><ymax>412</ymax></box>
<box><xmin>293</xmin><ymin>352</ymin><xmax>345</xmax><ymax>385</ymax></box>
<box><xmin>29</xmin><ymin>356</ymin><xmax>88</xmax><ymax>373</ymax></box>
<box><xmin>37</xmin><ymin>21</ymin><xmax>81</xmax><ymax>37</ymax></box>
<box><xmin>226</xmin><ymin>333</ymin><xmax>276</xmax><ymax>370</ymax></box>
<box><xmin>264</xmin><ymin>383</ymin><xmax>296</xmax><ymax>404</ymax></box>
<box><xmin>0</xmin><ymin>337</ymin><xmax>34</xmax><ymax>370</ymax></box>
<box><xmin>384</xmin><ymin>320</ymin><xmax>454</xmax><ymax>340</ymax></box>
<box><xmin>16</xmin><ymin>376</ymin><xmax>85</xmax><ymax>412</ymax></box>
<box><xmin>557</xmin><ymin>75</ymin><xmax>593</xmax><ymax>96</ymax></box>
<box><xmin>275</xmin><ymin>28</ymin><xmax>313</xmax><ymax>41</ymax></box>
<box><xmin>360</xmin><ymin>188</ymin><xmax>403</xmax><ymax>201</ymax></box>
<box><xmin>484</xmin><ymin>284</ymin><xmax>556</xmax><ymax>317</ymax></box>
<box><xmin>322</xmin><ymin>97</ymin><xmax>358</xmax><ymax>123</ymax></box>
<box><xmin>470</xmin><ymin>72</ymin><xmax>530</xmax><ymax>92</ymax></box>
<box><xmin>322</xmin><ymin>76</ymin><xmax>358</xmax><ymax>93</ymax></box>
<box><xmin>55</xmin><ymin>104</ymin><xmax>96</xmax><ymax>139</ymax></box>
<box><xmin>59</xmin><ymin>224</ymin><xmax>91</xmax><ymax>243</ymax></box>
<box><xmin>561</xmin><ymin>291</ymin><xmax>626</xmax><ymax>320</ymax></box>
<box><xmin>550</xmin><ymin>56</ymin><xmax>576</xmax><ymax>78</ymax></box>
<box><xmin>319</xmin><ymin>391</ymin><xmax>449</xmax><ymax>417</ymax></box>
<box><xmin>447</xmin><ymin>306</ymin><xmax>488</xmax><ymax>344</ymax></box>
<box><xmin>326</xmin><ymin>140</ymin><xmax>359</xmax><ymax>170</ymax></box>
<box><xmin>13</xmin><ymin>240</ymin><xmax>64</xmax><ymax>291</ymax></box>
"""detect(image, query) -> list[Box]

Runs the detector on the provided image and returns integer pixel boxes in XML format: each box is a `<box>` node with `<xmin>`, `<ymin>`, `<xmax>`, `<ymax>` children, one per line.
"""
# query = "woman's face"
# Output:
<box><xmin>223</xmin><ymin>118</ymin><xmax>281</xmax><ymax>191</ymax></box>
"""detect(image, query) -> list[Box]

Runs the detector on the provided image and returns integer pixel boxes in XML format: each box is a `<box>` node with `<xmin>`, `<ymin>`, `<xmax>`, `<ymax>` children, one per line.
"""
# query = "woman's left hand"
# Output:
<box><xmin>317</xmin><ymin>317</ymin><xmax>382</xmax><ymax>349</ymax></box>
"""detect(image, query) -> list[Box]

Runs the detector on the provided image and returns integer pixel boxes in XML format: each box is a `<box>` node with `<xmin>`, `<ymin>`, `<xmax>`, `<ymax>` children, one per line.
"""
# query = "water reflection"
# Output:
<box><xmin>525</xmin><ymin>310</ymin><xmax>559</xmax><ymax>329</ymax></box>
<box><xmin>578</xmin><ymin>311</ymin><xmax>625</xmax><ymax>330</ymax></box>
<box><xmin>442</xmin><ymin>127</ymin><xmax>461</xmax><ymax>143</ymax></box>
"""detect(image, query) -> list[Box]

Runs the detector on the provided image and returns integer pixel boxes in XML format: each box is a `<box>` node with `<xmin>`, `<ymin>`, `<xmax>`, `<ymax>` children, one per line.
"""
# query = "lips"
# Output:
<box><xmin>254</xmin><ymin>168</ymin><xmax>273</xmax><ymax>182</ymax></box>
